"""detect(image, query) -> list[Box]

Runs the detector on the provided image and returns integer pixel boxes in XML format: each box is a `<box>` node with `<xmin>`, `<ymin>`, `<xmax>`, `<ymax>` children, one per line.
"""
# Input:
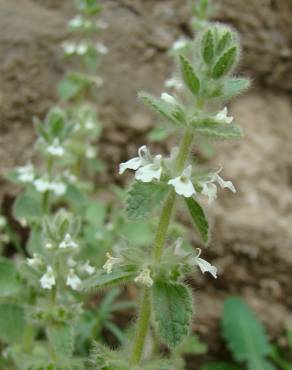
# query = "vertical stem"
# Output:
<box><xmin>130</xmin><ymin>289</ymin><xmax>151</xmax><ymax>365</ymax></box>
<box><xmin>42</xmin><ymin>156</ymin><xmax>53</xmax><ymax>214</ymax></box>
<box><xmin>129</xmin><ymin>129</ymin><xmax>194</xmax><ymax>365</ymax></box>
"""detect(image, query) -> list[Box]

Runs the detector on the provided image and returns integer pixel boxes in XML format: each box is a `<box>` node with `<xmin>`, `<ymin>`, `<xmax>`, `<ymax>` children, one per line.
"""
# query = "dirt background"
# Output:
<box><xmin>0</xmin><ymin>0</ymin><xmax>292</xmax><ymax>366</ymax></box>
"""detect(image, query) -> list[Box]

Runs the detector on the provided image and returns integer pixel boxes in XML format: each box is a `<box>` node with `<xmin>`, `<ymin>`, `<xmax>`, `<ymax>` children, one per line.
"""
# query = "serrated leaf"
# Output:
<box><xmin>195</xmin><ymin>121</ymin><xmax>243</xmax><ymax>140</ymax></box>
<box><xmin>47</xmin><ymin>323</ymin><xmax>74</xmax><ymax>359</ymax></box>
<box><xmin>212</xmin><ymin>47</ymin><xmax>238</xmax><ymax>79</ymax></box>
<box><xmin>139</xmin><ymin>92</ymin><xmax>185</xmax><ymax>126</ymax></box>
<box><xmin>127</xmin><ymin>182</ymin><xmax>169</xmax><ymax>220</ymax></box>
<box><xmin>179</xmin><ymin>55</ymin><xmax>200</xmax><ymax>95</ymax></box>
<box><xmin>202</xmin><ymin>29</ymin><xmax>214</xmax><ymax>64</ymax></box>
<box><xmin>184</xmin><ymin>198</ymin><xmax>209</xmax><ymax>244</ymax></box>
<box><xmin>82</xmin><ymin>270</ymin><xmax>135</xmax><ymax>291</ymax></box>
<box><xmin>223</xmin><ymin>298</ymin><xmax>272</xmax><ymax>366</ymax></box>
<box><xmin>0</xmin><ymin>258</ymin><xmax>21</xmax><ymax>297</ymax></box>
<box><xmin>13</xmin><ymin>190</ymin><xmax>43</xmax><ymax>221</ymax></box>
<box><xmin>223</xmin><ymin>78</ymin><xmax>251</xmax><ymax>100</ymax></box>
<box><xmin>0</xmin><ymin>303</ymin><xmax>25</xmax><ymax>343</ymax></box>
<box><xmin>202</xmin><ymin>363</ymin><xmax>243</xmax><ymax>370</ymax></box>
<box><xmin>153</xmin><ymin>280</ymin><xmax>193</xmax><ymax>347</ymax></box>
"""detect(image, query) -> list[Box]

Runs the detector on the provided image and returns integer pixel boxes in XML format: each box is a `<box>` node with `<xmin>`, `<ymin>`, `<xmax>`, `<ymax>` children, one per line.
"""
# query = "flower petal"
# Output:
<box><xmin>195</xmin><ymin>257</ymin><xmax>218</xmax><ymax>279</ymax></box>
<box><xmin>216</xmin><ymin>175</ymin><xmax>236</xmax><ymax>193</ymax></box>
<box><xmin>119</xmin><ymin>157</ymin><xmax>142</xmax><ymax>174</ymax></box>
<box><xmin>168</xmin><ymin>176</ymin><xmax>195</xmax><ymax>198</ymax></box>
<box><xmin>135</xmin><ymin>163</ymin><xmax>162</xmax><ymax>183</ymax></box>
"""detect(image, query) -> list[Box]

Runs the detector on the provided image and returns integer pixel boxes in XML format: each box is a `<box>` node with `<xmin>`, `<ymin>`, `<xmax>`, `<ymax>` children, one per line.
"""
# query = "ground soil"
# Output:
<box><xmin>0</xmin><ymin>0</ymin><xmax>292</xmax><ymax>367</ymax></box>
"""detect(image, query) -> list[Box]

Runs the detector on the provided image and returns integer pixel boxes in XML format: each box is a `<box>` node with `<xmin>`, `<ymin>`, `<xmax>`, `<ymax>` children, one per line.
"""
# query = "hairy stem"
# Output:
<box><xmin>129</xmin><ymin>129</ymin><xmax>194</xmax><ymax>365</ymax></box>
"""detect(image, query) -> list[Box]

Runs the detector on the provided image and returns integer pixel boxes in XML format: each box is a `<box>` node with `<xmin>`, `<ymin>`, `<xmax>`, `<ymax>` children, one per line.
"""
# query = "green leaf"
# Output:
<box><xmin>212</xmin><ymin>47</ymin><xmax>238</xmax><ymax>79</ymax></box>
<box><xmin>223</xmin><ymin>298</ymin><xmax>272</xmax><ymax>367</ymax></box>
<box><xmin>195</xmin><ymin>121</ymin><xmax>243</xmax><ymax>140</ymax></box>
<box><xmin>175</xmin><ymin>334</ymin><xmax>208</xmax><ymax>356</ymax></box>
<box><xmin>202</xmin><ymin>29</ymin><xmax>214</xmax><ymax>64</ymax></box>
<box><xmin>179</xmin><ymin>55</ymin><xmax>200</xmax><ymax>95</ymax></box>
<box><xmin>148</xmin><ymin>126</ymin><xmax>174</xmax><ymax>142</ymax></box>
<box><xmin>184</xmin><ymin>198</ymin><xmax>209</xmax><ymax>244</ymax></box>
<box><xmin>202</xmin><ymin>363</ymin><xmax>243</xmax><ymax>370</ymax></box>
<box><xmin>47</xmin><ymin>323</ymin><xmax>74</xmax><ymax>359</ymax></box>
<box><xmin>82</xmin><ymin>270</ymin><xmax>135</xmax><ymax>291</ymax></box>
<box><xmin>26</xmin><ymin>227</ymin><xmax>42</xmax><ymax>254</ymax></box>
<box><xmin>0</xmin><ymin>303</ymin><xmax>25</xmax><ymax>343</ymax></box>
<box><xmin>58</xmin><ymin>77</ymin><xmax>81</xmax><ymax>101</ymax></box>
<box><xmin>0</xmin><ymin>258</ymin><xmax>21</xmax><ymax>297</ymax></box>
<box><xmin>85</xmin><ymin>200</ymin><xmax>107</xmax><ymax>226</ymax></box>
<box><xmin>126</xmin><ymin>182</ymin><xmax>169</xmax><ymax>221</ymax></box>
<box><xmin>217</xmin><ymin>31</ymin><xmax>233</xmax><ymax>55</ymax></box>
<box><xmin>223</xmin><ymin>78</ymin><xmax>251</xmax><ymax>100</ymax></box>
<box><xmin>13</xmin><ymin>190</ymin><xmax>43</xmax><ymax>221</ymax></box>
<box><xmin>153</xmin><ymin>280</ymin><xmax>193</xmax><ymax>347</ymax></box>
<box><xmin>139</xmin><ymin>92</ymin><xmax>185</xmax><ymax>126</ymax></box>
<box><xmin>248</xmin><ymin>358</ymin><xmax>276</xmax><ymax>370</ymax></box>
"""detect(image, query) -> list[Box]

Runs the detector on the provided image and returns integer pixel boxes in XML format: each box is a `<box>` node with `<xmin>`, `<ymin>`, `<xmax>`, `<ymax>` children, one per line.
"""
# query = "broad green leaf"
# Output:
<box><xmin>85</xmin><ymin>200</ymin><xmax>107</xmax><ymax>226</ymax></box>
<box><xmin>13</xmin><ymin>190</ymin><xmax>43</xmax><ymax>221</ymax></box>
<box><xmin>212</xmin><ymin>47</ymin><xmax>238</xmax><ymax>79</ymax></box>
<box><xmin>153</xmin><ymin>280</ymin><xmax>193</xmax><ymax>347</ymax></box>
<box><xmin>202</xmin><ymin>363</ymin><xmax>243</xmax><ymax>370</ymax></box>
<box><xmin>148</xmin><ymin>126</ymin><xmax>174</xmax><ymax>141</ymax></box>
<box><xmin>179</xmin><ymin>55</ymin><xmax>200</xmax><ymax>95</ymax></box>
<box><xmin>47</xmin><ymin>323</ymin><xmax>74</xmax><ymax>359</ymax></box>
<box><xmin>195</xmin><ymin>122</ymin><xmax>243</xmax><ymax>140</ymax></box>
<box><xmin>202</xmin><ymin>29</ymin><xmax>214</xmax><ymax>64</ymax></box>
<box><xmin>126</xmin><ymin>182</ymin><xmax>169</xmax><ymax>220</ymax></box>
<box><xmin>0</xmin><ymin>258</ymin><xmax>21</xmax><ymax>297</ymax></box>
<box><xmin>139</xmin><ymin>92</ymin><xmax>185</xmax><ymax>126</ymax></box>
<box><xmin>120</xmin><ymin>221</ymin><xmax>153</xmax><ymax>246</ymax></box>
<box><xmin>0</xmin><ymin>303</ymin><xmax>25</xmax><ymax>343</ymax></box>
<box><xmin>175</xmin><ymin>334</ymin><xmax>208</xmax><ymax>356</ymax></box>
<box><xmin>82</xmin><ymin>270</ymin><xmax>135</xmax><ymax>291</ymax></box>
<box><xmin>26</xmin><ymin>227</ymin><xmax>42</xmax><ymax>254</ymax></box>
<box><xmin>64</xmin><ymin>184</ymin><xmax>87</xmax><ymax>212</ymax></box>
<box><xmin>223</xmin><ymin>298</ymin><xmax>272</xmax><ymax>366</ymax></box>
<box><xmin>184</xmin><ymin>198</ymin><xmax>209</xmax><ymax>244</ymax></box>
<box><xmin>58</xmin><ymin>77</ymin><xmax>81</xmax><ymax>101</ymax></box>
<box><xmin>223</xmin><ymin>78</ymin><xmax>251</xmax><ymax>100</ymax></box>
<box><xmin>248</xmin><ymin>358</ymin><xmax>276</xmax><ymax>370</ymax></box>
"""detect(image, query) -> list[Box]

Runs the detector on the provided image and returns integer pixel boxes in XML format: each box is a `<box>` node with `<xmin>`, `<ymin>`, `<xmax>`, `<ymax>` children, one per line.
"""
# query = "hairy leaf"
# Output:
<box><xmin>216</xmin><ymin>31</ymin><xmax>232</xmax><ymax>55</ymax></box>
<box><xmin>0</xmin><ymin>258</ymin><xmax>21</xmax><ymax>297</ymax></box>
<box><xmin>202</xmin><ymin>29</ymin><xmax>214</xmax><ymax>64</ymax></box>
<box><xmin>139</xmin><ymin>92</ymin><xmax>185</xmax><ymax>126</ymax></box>
<box><xmin>223</xmin><ymin>298</ymin><xmax>272</xmax><ymax>368</ymax></box>
<box><xmin>153</xmin><ymin>280</ymin><xmax>193</xmax><ymax>347</ymax></box>
<box><xmin>179</xmin><ymin>55</ymin><xmax>200</xmax><ymax>95</ymax></box>
<box><xmin>184</xmin><ymin>198</ymin><xmax>209</xmax><ymax>244</ymax></box>
<box><xmin>47</xmin><ymin>323</ymin><xmax>74</xmax><ymax>359</ymax></box>
<box><xmin>223</xmin><ymin>78</ymin><xmax>251</xmax><ymax>100</ymax></box>
<box><xmin>13</xmin><ymin>190</ymin><xmax>43</xmax><ymax>221</ymax></box>
<box><xmin>82</xmin><ymin>270</ymin><xmax>135</xmax><ymax>291</ymax></box>
<box><xmin>195</xmin><ymin>122</ymin><xmax>243</xmax><ymax>140</ymax></box>
<box><xmin>127</xmin><ymin>182</ymin><xmax>169</xmax><ymax>220</ymax></box>
<box><xmin>0</xmin><ymin>303</ymin><xmax>25</xmax><ymax>343</ymax></box>
<box><xmin>212</xmin><ymin>47</ymin><xmax>238</xmax><ymax>79</ymax></box>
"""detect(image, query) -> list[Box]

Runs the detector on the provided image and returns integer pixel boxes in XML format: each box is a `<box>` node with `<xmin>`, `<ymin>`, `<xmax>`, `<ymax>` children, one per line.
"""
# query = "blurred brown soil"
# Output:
<box><xmin>0</xmin><ymin>0</ymin><xmax>292</xmax><ymax>365</ymax></box>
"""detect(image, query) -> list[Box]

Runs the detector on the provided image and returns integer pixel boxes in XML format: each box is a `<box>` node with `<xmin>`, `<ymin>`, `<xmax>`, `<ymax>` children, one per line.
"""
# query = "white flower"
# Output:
<box><xmin>62</xmin><ymin>41</ymin><xmax>77</xmax><ymax>54</ymax></box>
<box><xmin>168</xmin><ymin>165</ymin><xmax>196</xmax><ymax>198</ymax></box>
<box><xmin>76</xmin><ymin>42</ymin><xmax>88</xmax><ymax>55</ymax></box>
<box><xmin>214</xmin><ymin>107</ymin><xmax>233</xmax><ymax>124</ymax></box>
<box><xmin>85</xmin><ymin>119</ymin><xmax>95</xmax><ymax>130</ymax></box>
<box><xmin>45</xmin><ymin>241</ymin><xmax>54</xmax><ymax>249</ymax></box>
<box><xmin>27</xmin><ymin>253</ymin><xmax>42</xmax><ymax>268</ymax></box>
<box><xmin>119</xmin><ymin>145</ymin><xmax>151</xmax><ymax>175</ymax></box>
<box><xmin>134</xmin><ymin>268</ymin><xmax>153</xmax><ymax>288</ymax></box>
<box><xmin>161</xmin><ymin>92</ymin><xmax>177</xmax><ymax>105</ymax></box>
<box><xmin>85</xmin><ymin>147</ymin><xmax>96</xmax><ymax>159</ymax></box>
<box><xmin>96</xmin><ymin>19</ymin><xmax>108</xmax><ymax>29</ymax></box>
<box><xmin>172</xmin><ymin>37</ymin><xmax>188</xmax><ymax>51</ymax></box>
<box><xmin>96</xmin><ymin>42</ymin><xmax>108</xmax><ymax>55</ymax></box>
<box><xmin>80</xmin><ymin>261</ymin><xmax>95</xmax><ymax>275</ymax></box>
<box><xmin>67</xmin><ymin>257</ymin><xmax>77</xmax><ymax>268</ymax></box>
<box><xmin>17</xmin><ymin>163</ymin><xmax>34</xmax><ymax>183</ymax></box>
<box><xmin>135</xmin><ymin>154</ymin><xmax>163</xmax><ymax>183</ymax></box>
<box><xmin>34</xmin><ymin>178</ymin><xmax>51</xmax><ymax>193</ymax></box>
<box><xmin>173</xmin><ymin>238</ymin><xmax>190</xmax><ymax>259</ymax></box>
<box><xmin>102</xmin><ymin>252</ymin><xmax>121</xmax><ymax>274</ymax></box>
<box><xmin>50</xmin><ymin>181</ymin><xmax>67</xmax><ymax>196</ymax></box>
<box><xmin>0</xmin><ymin>216</ymin><xmax>6</xmax><ymax>228</ymax></box>
<box><xmin>59</xmin><ymin>234</ymin><xmax>79</xmax><ymax>249</ymax></box>
<box><xmin>200</xmin><ymin>170</ymin><xmax>236</xmax><ymax>204</ymax></box>
<box><xmin>46</xmin><ymin>139</ymin><xmax>65</xmax><ymax>157</ymax></box>
<box><xmin>189</xmin><ymin>249</ymin><xmax>217</xmax><ymax>279</ymax></box>
<box><xmin>165</xmin><ymin>77</ymin><xmax>183</xmax><ymax>90</ymax></box>
<box><xmin>63</xmin><ymin>170</ymin><xmax>77</xmax><ymax>183</ymax></box>
<box><xmin>66</xmin><ymin>269</ymin><xmax>82</xmax><ymax>291</ymax></box>
<box><xmin>40</xmin><ymin>266</ymin><xmax>56</xmax><ymax>290</ymax></box>
<box><xmin>69</xmin><ymin>15</ymin><xmax>83</xmax><ymax>28</ymax></box>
